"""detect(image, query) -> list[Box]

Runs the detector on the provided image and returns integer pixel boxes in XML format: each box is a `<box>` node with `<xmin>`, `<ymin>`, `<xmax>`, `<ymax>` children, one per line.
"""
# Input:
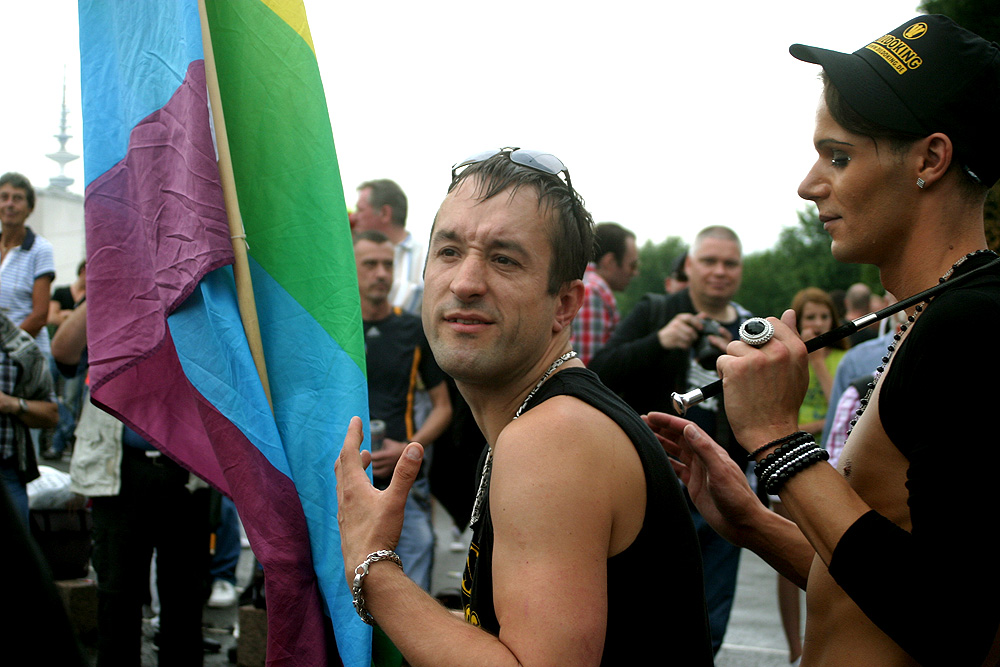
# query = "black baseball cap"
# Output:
<box><xmin>670</xmin><ymin>250</ymin><xmax>688</xmax><ymax>281</ymax></box>
<box><xmin>790</xmin><ymin>15</ymin><xmax>1000</xmax><ymax>187</ymax></box>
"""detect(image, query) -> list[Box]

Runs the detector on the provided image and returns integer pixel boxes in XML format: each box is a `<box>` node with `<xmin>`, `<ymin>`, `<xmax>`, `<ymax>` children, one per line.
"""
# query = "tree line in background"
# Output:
<box><xmin>616</xmin><ymin>206</ymin><xmax>882</xmax><ymax>321</ymax></box>
<box><xmin>616</xmin><ymin>1</ymin><xmax>999</xmax><ymax>320</ymax></box>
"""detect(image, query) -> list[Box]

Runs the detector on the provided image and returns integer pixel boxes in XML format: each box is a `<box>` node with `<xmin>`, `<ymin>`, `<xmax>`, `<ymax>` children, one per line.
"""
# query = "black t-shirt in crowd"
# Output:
<box><xmin>364</xmin><ymin>308</ymin><xmax>445</xmax><ymax>487</ymax></box>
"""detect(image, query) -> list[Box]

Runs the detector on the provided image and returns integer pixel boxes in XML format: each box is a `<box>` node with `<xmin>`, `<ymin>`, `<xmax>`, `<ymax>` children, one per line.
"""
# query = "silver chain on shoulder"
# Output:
<box><xmin>468</xmin><ymin>350</ymin><xmax>578</xmax><ymax>528</ymax></box>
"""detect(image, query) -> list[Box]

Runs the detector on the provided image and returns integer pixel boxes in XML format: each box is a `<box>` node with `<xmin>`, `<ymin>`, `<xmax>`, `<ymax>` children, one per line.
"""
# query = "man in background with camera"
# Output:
<box><xmin>589</xmin><ymin>224</ymin><xmax>751</xmax><ymax>653</ymax></box>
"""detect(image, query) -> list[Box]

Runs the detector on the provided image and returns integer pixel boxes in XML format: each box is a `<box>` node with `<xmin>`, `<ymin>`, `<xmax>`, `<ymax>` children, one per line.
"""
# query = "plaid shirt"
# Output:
<box><xmin>0</xmin><ymin>312</ymin><xmax>57</xmax><ymax>477</ymax></box>
<box><xmin>824</xmin><ymin>384</ymin><xmax>860</xmax><ymax>469</ymax></box>
<box><xmin>570</xmin><ymin>264</ymin><xmax>619</xmax><ymax>366</ymax></box>
<box><xmin>0</xmin><ymin>351</ymin><xmax>18</xmax><ymax>461</ymax></box>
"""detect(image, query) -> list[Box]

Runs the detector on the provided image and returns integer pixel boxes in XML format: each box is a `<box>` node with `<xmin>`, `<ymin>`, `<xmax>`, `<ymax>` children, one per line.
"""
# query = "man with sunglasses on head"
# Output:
<box><xmin>647</xmin><ymin>16</ymin><xmax>1000</xmax><ymax>666</ymax></box>
<box><xmin>336</xmin><ymin>148</ymin><xmax>713</xmax><ymax>666</ymax></box>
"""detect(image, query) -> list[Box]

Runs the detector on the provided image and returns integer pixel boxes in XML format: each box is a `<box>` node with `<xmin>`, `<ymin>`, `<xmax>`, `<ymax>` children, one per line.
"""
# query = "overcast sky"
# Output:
<box><xmin>7</xmin><ymin>0</ymin><xmax>923</xmax><ymax>254</ymax></box>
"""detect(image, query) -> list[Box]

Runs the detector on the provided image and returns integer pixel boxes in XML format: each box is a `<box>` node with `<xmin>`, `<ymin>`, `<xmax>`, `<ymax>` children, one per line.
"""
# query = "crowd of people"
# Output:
<box><xmin>6</xmin><ymin>12</ymin><xmax>1000</xmax><ymax>667</ymax></box>
<box><xmin>335</xmin><ymin>13</ymin><xmax>1000</xmax><ymax>667</ymax></box>
<box><xmin>1</xmin><ymin>172</ymin><xmax>244</xmax><ymax>666</ymax></box>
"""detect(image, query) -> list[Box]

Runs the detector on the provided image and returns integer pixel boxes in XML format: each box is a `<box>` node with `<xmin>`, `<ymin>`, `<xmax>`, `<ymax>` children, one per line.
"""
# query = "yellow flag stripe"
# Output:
<box><xmin>259</xmin><ymin>0</ymin><xmax>315</xmax><ymax>52</ymax></box>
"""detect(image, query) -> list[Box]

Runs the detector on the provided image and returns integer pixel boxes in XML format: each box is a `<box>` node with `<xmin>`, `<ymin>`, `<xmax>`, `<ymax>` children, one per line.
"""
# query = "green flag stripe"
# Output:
<box><xmin>206</xmin><ymin>0</ymin><xmax>364</xmax><ymax>370</ymax></box>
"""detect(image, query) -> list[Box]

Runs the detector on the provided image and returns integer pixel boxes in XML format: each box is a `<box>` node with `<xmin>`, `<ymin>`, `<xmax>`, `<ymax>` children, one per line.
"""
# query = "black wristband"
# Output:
<box><xmin>747</xmin><ymin>430</ymin><xmax>811</xmax><ymax>461</ymax></box>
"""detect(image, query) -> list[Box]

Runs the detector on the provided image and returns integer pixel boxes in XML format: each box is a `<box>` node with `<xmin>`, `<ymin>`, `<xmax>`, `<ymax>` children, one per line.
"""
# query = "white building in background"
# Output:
<box><xmin>33</xmin><ymin>187</ymin><xmax>85</xmax><ymax>286</ymax></box>
<box><xmin>29</xmin><ymin>81</ymin><xmax>86</xmax><ymax>288</ymax></box>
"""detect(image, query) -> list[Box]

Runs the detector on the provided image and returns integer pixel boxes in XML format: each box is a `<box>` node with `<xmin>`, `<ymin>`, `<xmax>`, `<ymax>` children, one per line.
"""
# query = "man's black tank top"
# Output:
<box><xmin>461</xmin><ymin>367</ymin><xmax>713</xmax><ymax>664</ymax></box>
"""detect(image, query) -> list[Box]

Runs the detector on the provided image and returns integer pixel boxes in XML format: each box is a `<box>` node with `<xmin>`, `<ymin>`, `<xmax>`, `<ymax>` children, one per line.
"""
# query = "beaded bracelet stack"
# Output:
<box><xmin>753</xmin><ymin>432</ymin><xmax>829</xmax><ymax>495</ymax></box>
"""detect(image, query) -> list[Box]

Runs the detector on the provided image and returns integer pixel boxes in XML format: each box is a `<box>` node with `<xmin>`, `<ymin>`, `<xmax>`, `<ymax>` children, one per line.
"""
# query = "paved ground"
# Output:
<box><xmin>716</xmin><ymin>550</ymin><xmax>800</xmax><ymax>667</ymax></box>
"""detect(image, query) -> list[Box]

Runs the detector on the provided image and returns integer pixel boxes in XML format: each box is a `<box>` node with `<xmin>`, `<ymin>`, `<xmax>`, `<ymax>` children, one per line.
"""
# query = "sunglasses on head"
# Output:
<box><xmin>451</xmin><ymin>147</ymin><xmax>574</xmax><ymax>193</ymax></box>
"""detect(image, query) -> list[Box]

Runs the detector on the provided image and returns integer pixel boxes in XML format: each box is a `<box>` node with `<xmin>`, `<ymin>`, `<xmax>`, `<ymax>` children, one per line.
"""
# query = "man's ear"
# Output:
<box><xmin>914</xmin><ymin>132</ymin><xmax>954</xmax><ymax>189</ymax></box>
<box><xmin>379</xmin><ymin>204</ymin><xmax>394</xmax><ymax>225</ymax></box>
<box><xmin>553</xmin><ymin>279</ymin><xmax>585</xmax><ymax>334</ymax></box>
<box><xmin>595</xmin><ymin>251</ymin><xmax>617</xmax><ymax>272</ymax></box>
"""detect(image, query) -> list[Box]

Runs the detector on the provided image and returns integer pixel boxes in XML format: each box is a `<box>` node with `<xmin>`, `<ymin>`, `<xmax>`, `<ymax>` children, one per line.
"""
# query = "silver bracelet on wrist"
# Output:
<box><xmin>352</xmin><ymin>549</ymin><xmax>403</xmax><ymax>625</ymax></box>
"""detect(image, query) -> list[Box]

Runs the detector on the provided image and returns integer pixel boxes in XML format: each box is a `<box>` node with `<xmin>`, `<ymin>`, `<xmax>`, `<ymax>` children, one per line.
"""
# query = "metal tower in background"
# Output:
<box><xmin>46</xmin><ymin>71</ymin><xmax>79</xmax><ymax>191</ymax></box>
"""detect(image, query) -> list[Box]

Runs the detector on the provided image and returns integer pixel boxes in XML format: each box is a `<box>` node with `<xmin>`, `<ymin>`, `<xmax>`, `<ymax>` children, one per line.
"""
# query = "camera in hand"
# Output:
<box><xmin>694</xmin><ymin>318</ymin><xmax>723</xmax><ymax>370</ymax></box>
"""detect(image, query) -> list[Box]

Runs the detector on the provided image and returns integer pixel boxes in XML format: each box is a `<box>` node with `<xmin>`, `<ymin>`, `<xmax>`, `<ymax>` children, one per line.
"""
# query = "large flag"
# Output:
<box><xmin>78</xmin><ymin>1</ymin><xmax>370</xmax><ymax>665</ymax></box>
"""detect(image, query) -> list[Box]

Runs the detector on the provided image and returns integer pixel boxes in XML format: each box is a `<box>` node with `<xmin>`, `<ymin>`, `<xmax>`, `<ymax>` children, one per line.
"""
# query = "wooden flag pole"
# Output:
<box><xmin>198</xmin><ymin>0</ymin><xmax>272</xmax><ymax>408</ymax></box>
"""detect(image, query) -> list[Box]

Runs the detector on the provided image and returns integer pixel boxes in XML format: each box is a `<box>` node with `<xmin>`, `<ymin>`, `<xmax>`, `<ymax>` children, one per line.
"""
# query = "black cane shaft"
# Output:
<box><xmin>671</xmin><ymin>256</ymin><xmax>1000</xmax><ymax>415</ymax></box>
<box><xmin>681</xmin><ymin>318</ymin><xmax>864</xmax><ymax>408</ymax></box>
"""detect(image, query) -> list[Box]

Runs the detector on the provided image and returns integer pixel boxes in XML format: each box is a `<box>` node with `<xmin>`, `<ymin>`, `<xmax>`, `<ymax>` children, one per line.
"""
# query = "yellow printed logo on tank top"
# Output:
<box><xmin>463</xmin><ymin>541</ymin><xmax>481</xmax><ymax>627</ymax></box>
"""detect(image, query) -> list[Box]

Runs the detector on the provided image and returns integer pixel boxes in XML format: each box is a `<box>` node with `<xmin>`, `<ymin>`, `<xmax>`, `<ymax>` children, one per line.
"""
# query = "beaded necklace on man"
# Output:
<box><xmin>468</xmin><ymin>350</ymin><xmax>578</xmax><ymax>527</ymax></box>
<box><xmin>848</xmin><ymin>249</ymin><xmax>998</xmax><ymax>437</ymax></box>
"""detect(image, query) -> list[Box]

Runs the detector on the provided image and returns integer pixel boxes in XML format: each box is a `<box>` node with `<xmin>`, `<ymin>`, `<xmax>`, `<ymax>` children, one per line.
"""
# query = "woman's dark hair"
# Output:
<box><xmin>821</xmin><ymin>72</ymin><xmax>923</xmax><ymax>156</ymax></box>
<box><xmin>822</xmin><ymin>72</ymin><xmax>987</xmax><ymax>199</ymax></box>
<box><xmin>0</xmin><ymin>172</ymin><xmax>35</xmax><ymax>210</ymax></box>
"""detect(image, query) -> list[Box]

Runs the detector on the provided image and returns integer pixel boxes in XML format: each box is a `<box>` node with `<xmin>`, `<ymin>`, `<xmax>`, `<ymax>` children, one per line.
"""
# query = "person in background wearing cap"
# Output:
<box><xmin>665</xmin><ymin>250</ymin><xmax>688</xmax><ymax>294</ymax></box>
<box><xmin>646</xmin><ymin>15</ymin><xmax>1000</xmax><ymax>666</ymax></box>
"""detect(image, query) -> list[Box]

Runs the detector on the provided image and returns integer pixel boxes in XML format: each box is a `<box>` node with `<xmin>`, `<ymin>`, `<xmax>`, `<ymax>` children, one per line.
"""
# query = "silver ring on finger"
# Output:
<box><xmin>739</xmin><ymin>317</ymin><xmax>775</xmax><ymax>347</ymax></box>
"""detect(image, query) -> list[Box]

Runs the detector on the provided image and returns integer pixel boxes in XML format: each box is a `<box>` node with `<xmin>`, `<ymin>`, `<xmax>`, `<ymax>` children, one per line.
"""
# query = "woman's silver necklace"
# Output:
<box><xmin>468</xmin><ymin>350</ymin><xmax>578</xmax><ymax>528</ymax></box>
